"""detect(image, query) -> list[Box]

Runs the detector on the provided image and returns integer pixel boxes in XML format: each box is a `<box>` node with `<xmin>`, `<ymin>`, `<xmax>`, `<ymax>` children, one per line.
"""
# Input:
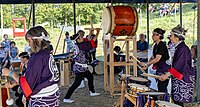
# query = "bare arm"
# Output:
<box><xmin>15</xmin><ymin>48</ymin><xmax>19</xmax><ymax>59</ymax></box>
<box><xmin>2</xmin><ymin>68</ymin><xmax>20</xmax><ymax>83</ymax></box>
<box><xmin>146</xmin><ymin>54</ymin><xmax>161</xmax><ymax>66</ymax></box>
<box><xmin>92</xmin><ymin>28</ymin><xmax>100</xmax><ymax>42</ymax></box>
<box><xmin>8</xmin><ymin>49</ymin><xmax>12</xmax><ymax>59</ymax></box>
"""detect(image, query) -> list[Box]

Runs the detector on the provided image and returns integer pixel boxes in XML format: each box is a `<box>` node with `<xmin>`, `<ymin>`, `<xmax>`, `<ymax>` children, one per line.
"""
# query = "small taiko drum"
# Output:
<box><xmin>127</xmin><ymin>83</ymin><xmax>150</xmax><ymax>95</ymax></box>
<box><xmin>11</xmin><ymin>59</ymin><xmax>21</xmax><ymax>68</ymax></box>
<box><xmin>156</xmin><ymin>101</ymin><xmax>182</xmax><ymax>107</ymax></box>
<box><xmin>118</xmin><ymin>74</ymin><xmax>132</xmax><ymax>81</ymax></box>
<box><xmin>102</xmin><ymin>6</ymin><xmax>138</xmax><ymax>36</ymax></box>
<box><xmin>129</xmin><ymin>76</ymin><xmax>149</xmax><ymax>86</ymax></box>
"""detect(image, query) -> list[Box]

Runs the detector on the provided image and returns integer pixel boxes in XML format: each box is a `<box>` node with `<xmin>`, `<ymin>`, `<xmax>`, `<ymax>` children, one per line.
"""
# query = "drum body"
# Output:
<box><xmin>11</xmin><ymin>59</ymin><xmax>21</xmax><ymax>68</ymax></box>
<box><xmin>1</xmin><ymin>88</ymin><xmax>8</xmax><ymax>107</ymax></box>
<box><xmin>102</xmin><ymin>6</ymin><xmax>138</xmax><ymax>36</ymax></box>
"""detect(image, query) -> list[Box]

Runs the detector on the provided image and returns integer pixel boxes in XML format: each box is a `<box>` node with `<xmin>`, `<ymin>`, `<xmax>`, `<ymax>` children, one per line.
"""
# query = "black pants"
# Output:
<box><xmin>157</xmin><ymin>79</ymin><xmax>169</xmax><ymax>93</ymax></box>
<box><xmin>89</xmin><ymin>50</ymin><xmax>96</xmax><ymax>63</ymax></box>
<box><xmin>64</xmin><ymin>71</ymin><xmax>95</xmax><ymax>99</ymax></box>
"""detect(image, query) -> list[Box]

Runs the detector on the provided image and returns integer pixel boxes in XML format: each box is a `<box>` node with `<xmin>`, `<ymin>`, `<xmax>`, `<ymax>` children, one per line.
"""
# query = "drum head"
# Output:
<box><xmin>140</xmin><ymin>92</ymin><xmax>165</xmax><ymax>96</ymax></box>
<box><xmin>129</xmin><ymin>76</ymin><xmax>148</xmax><ymax>82</ymax></box>
<box><xmin>102</xmin><ymin>7</ymin><xmax>111</xmax><ymax>34</ymax></box>
<box><xmin>156</xmin><ymin>101</ymin><xmax>182</xmax><ymax>107</ymax></box>
<box><xmin>128</xmin><ymin>83</ymin><xmax>149</xmax><ymax>91</ymax></box>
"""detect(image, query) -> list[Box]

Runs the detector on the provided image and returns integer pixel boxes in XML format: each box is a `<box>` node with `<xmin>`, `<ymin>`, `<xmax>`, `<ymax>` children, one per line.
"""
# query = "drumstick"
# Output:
<box><xmin>141</xmin><ymin>73</ymin><xmax>169</xmax><ymax>79</ymax></box>
<box><xmin>141</xmin><ymin>73</ymin><xmax>160</xmax><ymax>79</ymax></box>
<box><xmin>129</xmin><ymin>57</ymin><xmax>145</xmax><ymax>73</ymax></box>
<box><xmin>84</xmin><ymin>28</ymin><xmax>102</xmax><ymax>30</ymax></box>
<box><xmin>137</xmin><ymin>65</ymin><xmax>145</xmax><ymax>73</ymax></box>
<box><xmin>131</xmin><ymin>56</ymin><xmax>141</xmax><ymax>64</ymax></box>
<box><xmin>90</xmin><ymin>16</ymin><xmax>94</xmax><ymax>29</ymax></box>
<box><xmin>5</xmin><ymin>77</ymin><xmax>14</xmax><ymax>105</ymax></box>
<box><xmin>5</xmin><ymin>77</ymin><xmax>10</xmax><ymax>99</ymax></box>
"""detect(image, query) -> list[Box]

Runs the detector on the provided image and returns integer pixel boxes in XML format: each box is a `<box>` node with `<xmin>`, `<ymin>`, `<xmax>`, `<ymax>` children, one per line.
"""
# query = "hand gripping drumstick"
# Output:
<box><xmin>141</xmin><ymin>73</ymin><xmax>169</xmax><ymax>79</ymax></box>
<box><xmin>131</xmin><ymin>55</ymin><xmax>148</xmax><ymax>68</ymax></box>
<box><xmin>129</xmin><ymin>56</ymin><xmax>145</xmax><ymax>73</ymax></box>
<box><xmin>131</xmin><ymin>55</ymin><xmax>141</xmax><ymax>64</ymax></box>
<box><xmin>5</xmin><ymin>77</ymin><xmax>14</xmax><ymax>106</ymax></box>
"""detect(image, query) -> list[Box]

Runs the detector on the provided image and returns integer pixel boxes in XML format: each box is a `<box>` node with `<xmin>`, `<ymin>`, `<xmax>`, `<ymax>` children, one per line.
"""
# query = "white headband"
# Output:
<box><xmin>32</xmin><ymin>32</ymin><xmax>49</xmax><ymax>41</ymax></box>
<box><xmin>171</xmin><ymin>31</ymin><xmax>185</xmax><ymax>38</ymax></box>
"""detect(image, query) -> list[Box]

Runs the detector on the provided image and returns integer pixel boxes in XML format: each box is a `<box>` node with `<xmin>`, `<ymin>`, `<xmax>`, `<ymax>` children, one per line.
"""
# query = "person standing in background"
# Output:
<box><xmin>137</xmin><ymin>33</ymin><xmax>148</xmax><ymax>77</ymax></box>
<box><xmin>65</xmin><ymin>31</ymin><xmax>74</xmax><ymax>53</ymax></box>
<box><xmin>2</xmin><ymin>34</ymin><xmax>10</xmax><ymax>49</ymax></box>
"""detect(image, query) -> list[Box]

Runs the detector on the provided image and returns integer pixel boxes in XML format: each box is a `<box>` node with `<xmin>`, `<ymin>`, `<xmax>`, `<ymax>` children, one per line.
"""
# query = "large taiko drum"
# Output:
<box><xmin>102</xmin><ymin>6</ymin><xmax>138</xmax><ymax>36</ymax></box>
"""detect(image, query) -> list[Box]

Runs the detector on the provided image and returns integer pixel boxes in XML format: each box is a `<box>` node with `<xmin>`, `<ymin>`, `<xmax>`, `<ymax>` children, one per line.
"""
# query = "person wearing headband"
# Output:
<box><xmin>63</xmin><ymin>29</ymin><xmax>101</xmax><ymax>103</ymax></box>
<box><xmin>160</xmin><ymin>25</ymin><xmax>195</xmax><ymax>106</ymax></box>
<box><xmin>2</xmin><ymin>26</ymin><xmax>60</xmax><ymax>107</ymax></box>
<box><xmin>140</xmin><ymin>28</ymin><xmax>170</xmax><ymax>93</ymax></box>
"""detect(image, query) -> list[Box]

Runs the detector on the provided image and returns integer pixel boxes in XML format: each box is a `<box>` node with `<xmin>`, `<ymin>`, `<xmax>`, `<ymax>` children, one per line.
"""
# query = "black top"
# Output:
<box><xmin>153</xmin><ymin>41</ymin><xmax>169</xmax><ymax>61</ymax></box>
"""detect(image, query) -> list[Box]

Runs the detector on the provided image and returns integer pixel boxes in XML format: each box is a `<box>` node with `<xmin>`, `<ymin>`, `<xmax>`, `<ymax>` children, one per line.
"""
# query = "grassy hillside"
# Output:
<box><xmin>4</xmin><ymin>3</ymin><xmax>198</xmax><ymax>61</ymax></box>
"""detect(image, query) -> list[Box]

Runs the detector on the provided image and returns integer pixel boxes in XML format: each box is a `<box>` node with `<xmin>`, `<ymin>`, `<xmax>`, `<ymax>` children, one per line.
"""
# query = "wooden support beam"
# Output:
<box><xmin>110</xmin><ymin>35</ymin><xmax>114</xmax><ymax>96</ymax></box>
<box><xmin>103</xmin><ymin>34</ymin><xmax>137</xmax><ymax>96</ymax></box>
<box><xmin>126</xmin><ymin>40</ymin><xmax>130</xmax><ymax>75</ymax></box>
<box><xmin>124</xmin><ymin>94</ymin><xmax>137</xmax><ymax>106</ymax></box>
<box><xmin>104</xmin><ymin>39</ymin><xmax>109</xmax><ymax>91</ymax></box>
<box><xmin>133</xmin><ymin>34</ymin><xmax>137</xmax><ymax>76</ymax></box>
<box><xmin>60</xmin><ymin>60</ymin><xmax>70</xmax><ymax>86</ymax></box>
<box><xmin>0</xmin><ymin>76</ymin><xmax>2</xmax><ymax>107</ymax></box>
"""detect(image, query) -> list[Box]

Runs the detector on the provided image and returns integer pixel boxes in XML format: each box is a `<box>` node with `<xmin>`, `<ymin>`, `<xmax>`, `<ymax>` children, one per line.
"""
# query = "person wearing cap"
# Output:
<box><xmin>2</xmin><ymin>26</ymin><xmax>60</xmax><ymax>107</ymax></box>
<box><xmin>137</xmin><ymin>33</ymin><xmax>148</xmax><ymax>77</ymax></box>
<box><xmin>63</xmin><ymin>29</ymin><xmax>101</xmax><ymax>103</ymax></box>
<box><xmin>0</xmin><ymin>42</ymin><xmax>9</xmax><ymax>68</ymax></box>
<box><xmin>65</xmin><ymin>31</ymin><xmax>74</xmax><ymax>53</ymax></box>
<box><xmin>2</xmin><ymin>34</ymin><xmax>10</xmax><ymax>49</ymax></box>
<box><xmin>140</xmin><ymin>28</ymin><xmax>170</xmax><ymax>93</ymax></box>
<box><xmin>160</xmin><ymin>25</ymin><xmax>195</xmax><ymax>106</ymax></box>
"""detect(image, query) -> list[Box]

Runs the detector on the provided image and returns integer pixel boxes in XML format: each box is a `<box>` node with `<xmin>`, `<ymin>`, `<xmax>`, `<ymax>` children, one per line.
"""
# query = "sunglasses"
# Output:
<box><xmin>152</xmin><ymin>32</ymin><xmax>160</xmax><ymax>36</ymax></box>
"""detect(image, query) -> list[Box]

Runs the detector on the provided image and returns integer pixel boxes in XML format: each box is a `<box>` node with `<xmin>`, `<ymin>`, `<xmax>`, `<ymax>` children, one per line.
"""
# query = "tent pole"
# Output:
<box><xmin>1</xmin><ymin>4</ymin><xmax>3</xmax><ymax>41</ymax></box>
<box><xmin>73</xmin><ymin>0</ymin><xmax>76</xmax><ymax>34</ymax></box>
<box><xmin>197</xmin><ymin>0</ymin><xmax>200</xmax><ymax>102</ymax></box>
<box><xmin>180</xmin><ymin>0</ymin><xmax>182</xmax><ymax>26</ymax></box>
<box><xmin>32</xmin><ymin>0</ymin><xmax>35</xmax><ymax>27</ymax></box>
<box><xmin>146</xmin><ymin>0</ymin><xmax>150</xmax><ymax>46</ymax></box>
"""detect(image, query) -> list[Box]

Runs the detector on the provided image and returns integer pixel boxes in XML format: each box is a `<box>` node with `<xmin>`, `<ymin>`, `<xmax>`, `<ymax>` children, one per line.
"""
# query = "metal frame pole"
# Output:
<box><xmin>32</xmin><ymin>0</ymin><xmax>35</xmax><ymax>27</ymax></box>
<box><xmin>179</xmin><ymin>0</ymin><xmax>182</xmax><ymax>26</ymax></box>
<box><xmin>146</xmin><ymin>0</ymin><xmax>150</xmax><ymax>45</ymax></box>
<box><xmin>197</xmin><ymin>0</ymin><xmax>200</xmax><ymax>102</ymax></box>
<box><xmin>73</xmin><ymin>0</ymin><xmax>76</xmax><ymax>34</ymax></box>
